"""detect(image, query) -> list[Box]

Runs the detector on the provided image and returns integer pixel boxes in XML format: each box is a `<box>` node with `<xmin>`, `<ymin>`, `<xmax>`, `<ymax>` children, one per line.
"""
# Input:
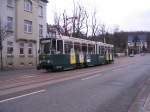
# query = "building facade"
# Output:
<box><xmin>0</xmin><ymin>0</ymin><xmax>48</xmax><ymax>69</ymax></box>
<box><xmin>128</xmin><ymin>33</ymin><xmax>147</xmax><ymax>54</ymax></box>
<box><xmin>113</xmin><ymin>32</ymin><xmax>149</xmax><ymax>55</ymax></box>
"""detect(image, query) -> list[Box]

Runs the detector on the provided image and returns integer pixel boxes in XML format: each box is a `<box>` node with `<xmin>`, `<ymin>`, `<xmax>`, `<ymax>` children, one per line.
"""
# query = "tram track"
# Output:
<box><xmin>0</xmin><ymin>55</ymin><xmax>150</xmax><ymax>112</ymax></box>
<box><xmin>0</xmin><ymin>61</ymin><xmax>138</xmax><ymax>91</ymax></box>
<box><xmin>0</xmin><ymin>55</ymin><xmax>147</xmax><ymax>93</ymax></box>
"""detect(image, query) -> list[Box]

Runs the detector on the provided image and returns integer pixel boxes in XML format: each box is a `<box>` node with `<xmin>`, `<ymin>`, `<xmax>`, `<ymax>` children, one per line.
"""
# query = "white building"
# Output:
<box><xmin>0</xmin><ymin>0</ymin><xmax>48</xmax><ymax>69</ymax></box>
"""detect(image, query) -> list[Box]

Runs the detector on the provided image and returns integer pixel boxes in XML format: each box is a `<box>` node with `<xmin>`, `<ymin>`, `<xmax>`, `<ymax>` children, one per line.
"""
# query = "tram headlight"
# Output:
<box><xmin>47</xmin><ymin>60</ymin><xmax>50</xmax><ymax>63</ymax></box>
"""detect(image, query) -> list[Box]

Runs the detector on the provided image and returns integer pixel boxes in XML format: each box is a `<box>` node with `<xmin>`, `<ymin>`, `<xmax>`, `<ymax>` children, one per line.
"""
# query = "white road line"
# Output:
<box><xmin>111</xmin><ymin>68</ymin><xmax>122</xmax><ymax>72</ymax></box>
<box><xmin>0</xmin><ymin>89</ymin><xmax>46</xmax><ymax>103</ymax></box>
<box><xmin>82</xmin><ymin>75</ymin><xmax>100</xmax><ymax>80</ymax></box>
<box><xmin>21</xmin><ymin>75</ymin><xmax>36</xmax><ymax>78</ymax></box>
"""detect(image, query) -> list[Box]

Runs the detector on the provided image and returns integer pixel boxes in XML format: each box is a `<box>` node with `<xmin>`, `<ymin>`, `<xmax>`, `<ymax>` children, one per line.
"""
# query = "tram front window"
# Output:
<box><xmin>57</xmin><ymin>40</ymin><xmax>63</xmax><ymax>54</ymax></box>
<box><xmin>51</xmin><ymin>39</ymin><xmax>56</xmax><ymax>54</ymax></box>
<box><xmin>43</xmin><ymin>43</ymin><xmax>50</xmax><ymax>54</ymax></box>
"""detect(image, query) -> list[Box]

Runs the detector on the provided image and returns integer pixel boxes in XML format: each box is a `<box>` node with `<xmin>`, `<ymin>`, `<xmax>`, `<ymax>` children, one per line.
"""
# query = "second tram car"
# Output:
<box><xmin>37</xmin><ymin>36</ymin><xmax>114</xmax><ymax>71</ymax></box>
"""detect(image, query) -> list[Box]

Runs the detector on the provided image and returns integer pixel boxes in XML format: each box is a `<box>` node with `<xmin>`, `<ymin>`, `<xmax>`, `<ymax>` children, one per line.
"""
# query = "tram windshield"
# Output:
<box><xmin>40</xmin><ymin>39</ymin><xmax>63</xmax><ymax>55</ymax></box>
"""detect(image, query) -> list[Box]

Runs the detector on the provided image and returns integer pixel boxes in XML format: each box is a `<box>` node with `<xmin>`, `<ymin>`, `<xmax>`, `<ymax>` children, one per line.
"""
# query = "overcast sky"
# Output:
<box><xmin>47</xmin><ymin>0</ymin><xmax>150</xmax><ymax>32</ymax></box>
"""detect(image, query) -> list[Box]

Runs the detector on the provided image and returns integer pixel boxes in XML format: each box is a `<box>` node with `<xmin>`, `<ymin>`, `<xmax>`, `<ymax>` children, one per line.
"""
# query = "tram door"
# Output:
<box><xmin>56</xmin><ymin>40</ymin><xmax>63</xmax><ymax>54</ymax></box>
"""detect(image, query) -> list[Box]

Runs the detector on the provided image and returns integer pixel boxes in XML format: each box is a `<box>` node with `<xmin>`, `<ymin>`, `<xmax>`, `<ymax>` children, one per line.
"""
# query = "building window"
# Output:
<box><xmin>28</xmin><ymin>48</ymin><xmax>32</xmax><ymax>54</ymax></box>
<box><xmin>24</xmin><ymin>20</ymin><xmax>32</xmax><ymax>33</ymax></box>
<box><xmin>7</xmin><ymin>17</ymin><xmax>13</xmax><ymax>31</ymax></box>
<box><xmin>39</xmin><ymin>5</ymin><xmax>43</xmax><ymax>17</ymax></box>
<box><xmin>7</xmin><ymin>47</ymin><xmax>13</xmax><ymax>54</ymax></box>
<box><xmin>39</xmin><ymin>25</ymin><xmax>43</xmax><ymax>36</ymax></box>
<box><xmin>7</xmin><ymin>41</ymin><xmax>13</xmax><ymax>55</ymax></box>
<box><xmin>28</xmin><ymin>43</ymin><xmax>33</xmax><ymax>55</ymax></box>
<box><xmin>24</xmin><ymin>0</ymin><xmax>32</xmax><ymax>12</ymax></box>
<box><xmin>19</xmin><ymin>43</ymin><xmax>24</xmax><ymax>54</ymax></box>
<box><xmin>7</xmin><ymin>0</ymin><xmax>13</xmax><ymax>7</ymax></box>
<box><xmin>20</xmin><ymin>48</ymin><xmax>24</xmax><ymax>54</ymax></box>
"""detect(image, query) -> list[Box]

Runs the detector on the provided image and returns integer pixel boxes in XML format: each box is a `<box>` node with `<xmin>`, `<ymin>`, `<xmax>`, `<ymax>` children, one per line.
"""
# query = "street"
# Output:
<box><xmin>0</xmin><ymin>55</ymin><xmax>150</xmax><ymax>112</ymax></box>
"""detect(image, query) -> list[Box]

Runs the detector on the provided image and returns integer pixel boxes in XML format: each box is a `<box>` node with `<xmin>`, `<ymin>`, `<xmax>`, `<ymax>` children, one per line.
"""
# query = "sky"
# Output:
<box><xmin>47</xmin><ymin>0</ymin><xmax>150</xmax><ymax>32</ymax></box>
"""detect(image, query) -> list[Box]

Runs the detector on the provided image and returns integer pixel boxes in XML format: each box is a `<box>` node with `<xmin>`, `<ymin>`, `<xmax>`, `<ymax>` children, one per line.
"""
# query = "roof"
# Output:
<box><xmin>128</xmin><ymin>34</ymin><xmax>147</xmax><ymax>43</ymax></box>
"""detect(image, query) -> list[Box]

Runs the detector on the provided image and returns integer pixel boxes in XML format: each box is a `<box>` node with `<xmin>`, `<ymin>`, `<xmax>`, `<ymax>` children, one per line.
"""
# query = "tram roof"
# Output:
<box><xmin>41</xmin><ymin>35</ymin><xmax>114</xmax><ymax>47</ymax></box>
<box><xmin>59</xmin><ymin>36</ymin><xmax>96</xmax><ymax>44</ymax></box>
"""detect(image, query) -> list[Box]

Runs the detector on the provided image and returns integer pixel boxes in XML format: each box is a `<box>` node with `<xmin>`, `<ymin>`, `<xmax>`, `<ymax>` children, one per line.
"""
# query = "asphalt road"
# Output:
<box><xmin>0</xmin><ymin>55</ymin><xmax>150</xmax><ymax>112</ymax></box>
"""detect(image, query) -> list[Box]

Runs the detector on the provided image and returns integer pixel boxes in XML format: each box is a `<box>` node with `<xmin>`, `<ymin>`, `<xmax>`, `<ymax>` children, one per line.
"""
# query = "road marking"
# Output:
<box><xmin>0</xmin><ymin>89</ymin><xmax>46</xmax><ymax>103</ymax></box>
<box><xmin>82</xmin><ymin>74</ymin><xmax>100</xmax><ymax>80</ymax></box>
<box><xmin>22</xmin><ymin>75</ymin><xmax>36</xmax><ymax>78</ymax></box>
<box><xmin>111</xmin><ymin>68</ymin><xmax>122</xmax><ymax>72</ymax></box>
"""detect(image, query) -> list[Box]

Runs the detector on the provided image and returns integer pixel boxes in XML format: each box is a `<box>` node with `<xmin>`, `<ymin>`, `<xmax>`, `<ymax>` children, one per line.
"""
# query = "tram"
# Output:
<box><xmin>37</xmin><ymin>35</ymin><xmax>114</xmax><ymax>71</ymax></box>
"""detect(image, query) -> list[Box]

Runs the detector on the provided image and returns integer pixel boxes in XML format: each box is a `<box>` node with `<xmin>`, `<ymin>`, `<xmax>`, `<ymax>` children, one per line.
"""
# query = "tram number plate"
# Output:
<box><xmin>56</xmin><ymin>66</ymin><xmax>62</xmax><ymax>69</ymax></box>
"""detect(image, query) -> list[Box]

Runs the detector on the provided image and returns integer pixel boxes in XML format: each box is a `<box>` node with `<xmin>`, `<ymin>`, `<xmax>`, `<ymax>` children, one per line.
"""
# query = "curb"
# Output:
<box><xmin>128</xmin><ymin>78</ymin><xmax>150</xmax><ymax>112</ymax></box>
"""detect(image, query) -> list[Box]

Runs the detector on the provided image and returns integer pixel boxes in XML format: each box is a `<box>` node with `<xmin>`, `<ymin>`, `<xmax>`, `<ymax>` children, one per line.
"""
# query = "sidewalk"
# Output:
<box><xmin>145</xmin><ymin>93</ymin><xmax>150</xmax><ymax>112</ymax></box>
<box><xmin>144</xmin><ymin>78</ymin><xmax>150</xmax><ymax>112</ymax></box>
<box><xmin>128</xmin><ymin>78</ymin><xmax>150</xmax><ymax>112</ymax></box>
<box><xmin>0</xmin><ymin>68</ymin><xmax>40</xmax><ymax>80</ymax></box>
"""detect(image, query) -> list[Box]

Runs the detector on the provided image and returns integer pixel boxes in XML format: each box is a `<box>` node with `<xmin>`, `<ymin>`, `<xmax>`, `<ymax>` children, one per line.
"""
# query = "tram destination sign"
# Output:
<box><xmin>40</xmin><ymin>39</ymin><xmax>51</xmax><ymax>43</ymax></box>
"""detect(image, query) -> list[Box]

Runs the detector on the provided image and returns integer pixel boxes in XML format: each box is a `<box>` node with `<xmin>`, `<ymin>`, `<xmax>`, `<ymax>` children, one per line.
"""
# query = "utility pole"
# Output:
<box><xmin>64</xmin><ymin>16</ymin><xmax>77</xmax><ymax>36</ymax></box>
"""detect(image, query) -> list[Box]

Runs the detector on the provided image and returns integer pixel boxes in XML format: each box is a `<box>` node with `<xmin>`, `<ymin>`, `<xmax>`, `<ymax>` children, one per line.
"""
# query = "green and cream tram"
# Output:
<box><xmin>37</xmin><ymin>36</ymin><xmax>114</xmax><ymax>71</ymax></box>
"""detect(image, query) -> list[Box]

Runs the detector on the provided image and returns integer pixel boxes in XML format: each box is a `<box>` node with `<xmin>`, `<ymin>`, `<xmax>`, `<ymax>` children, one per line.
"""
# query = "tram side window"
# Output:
<box><xmin>99</xmin><ymin>46</ymin><xmax>101</xmax><ymax>55</ymax></box>
<box><xmin>57</xmin><ymin>40</ymin><xmax>63</xmax><ymax>54</ymax></box>
<box><xmin>88</xmin><ymin>45</ymin><xmax>95</xmax><ymax>54</ymax></box>
<box><xmin>111</xmin><ymin>48</ymin><xmax>113</xmax><ymax>54</ymax></box>
<box><xmin>105</xmin><ymin>47</ymin><xmax>107</xmax><ymax>55</ymax></box>
<box><xmin>65</xmin><ymin>42</ymin><xmax>73</xmax><ymax>54</ymax></box>
<box><xmin>74</xmin><ymin>43</ymin><xmax>81</xmax><ymax>54</ymax></box>
<box><xmin>101</xmin><ymin>46</ymin><xmax>104</xmax><ymax>56</ymax></box>
<box><xmin>109</xmin><ymin>48</ymin><xmax>111</xmax><ymax>53</ymax></box>
<box><xmin>82</xmin><ymin>44</ymin><xmax>87</xmax><ymax>54</ymax></box>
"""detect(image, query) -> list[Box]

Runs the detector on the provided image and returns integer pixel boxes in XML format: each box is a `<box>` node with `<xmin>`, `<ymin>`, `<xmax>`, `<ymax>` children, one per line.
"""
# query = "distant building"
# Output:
<box><xmin>113</xmin><ymin>32</ymin><xmax>150</xmax><ymax>54</ymax></box>
<box><xmin>127</xmin><ymin>32</ymin><xmax>147</xmax><ymax>54</ymax></box>
<box><xmin>0</xmin><ymin>0</ymin><xmax>48</xmax><ymax>69</ymax></box>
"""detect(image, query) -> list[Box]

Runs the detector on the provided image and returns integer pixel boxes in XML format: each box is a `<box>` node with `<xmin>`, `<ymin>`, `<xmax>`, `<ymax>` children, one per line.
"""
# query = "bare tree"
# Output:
<box><xmin>54</xmin><ymin>12</ymin><xmax>61</xmax><ymax>26</ymax></box>
<box><xmin>75</xmin><ymin>4</ymin><xmax>87</xmax><ymax>37</ymax></box>
<box><xmin>72</xmin><ymin>0</ymin><xmax>77</xmax><ymax>35</ymax></box>
<box><xmin>91</xmin><ymin>9</ymin><xmax>99</xmax><ymax>38</ymax></box>
<box><xmin>51</xmin><ymin>2</ymin><xmax>103</xmax><ymax>39</ymax></box>
<box><xmin>62</xmin><ymin>10</ymin><xmax>69</xmax><ymax>36</ymax></box>
<box><xmin>98</xmin><ymin>24</ymin><xmax>108</xmax><ymax>43</ymax></box>
<box><xmin>70</xmin><ymin>3</ymin><xmax>88</xmax><ymax>38</ymax></box>
<box><xmin>0</xmin><ymin>19</ymin><xmax>8</xmax><ymax>70</ymax></box>
<box><xmin>53</xmin><ymin>12</ymin><xmax>63</xmax><ymax>35</ymax></box>
<box><xmin>85</xmin><ymin>11</ymin><xmax>89</xmax><ymax>38</ymax></box>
